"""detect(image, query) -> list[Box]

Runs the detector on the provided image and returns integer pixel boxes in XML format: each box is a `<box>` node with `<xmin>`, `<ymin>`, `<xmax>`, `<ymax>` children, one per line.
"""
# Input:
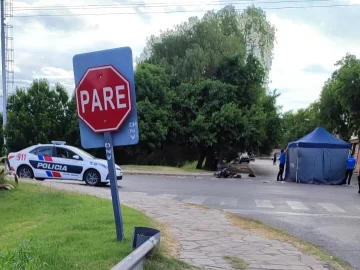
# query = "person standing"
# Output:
<box><xmin>277</xmin><ymin>149</ymin><xmax>286</xmax><ymax>181</ymax></box>
<box><xmin>273</xmin><ymin>153</ymin><xmax>277</xmax><ymax>165</ymax></box>
<box><xmin>344</xmin><ymin>154</ymin><xmax>357</xmax><ymax>185</ymax></box>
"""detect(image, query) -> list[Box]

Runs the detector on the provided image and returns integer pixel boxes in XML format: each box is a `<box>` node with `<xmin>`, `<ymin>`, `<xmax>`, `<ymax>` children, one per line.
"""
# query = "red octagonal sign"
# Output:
<box><xmin>75</xmin><ymin>65</ymin><xmax>132</xmax><ymax>133</ymax></box>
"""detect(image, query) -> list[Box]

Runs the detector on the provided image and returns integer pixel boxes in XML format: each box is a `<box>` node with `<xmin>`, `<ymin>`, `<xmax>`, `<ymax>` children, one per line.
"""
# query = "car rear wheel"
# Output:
<box><xmin>84</xmin><ymin>169</ymin><xmax>101</xmax><ymax>186</ymax></box>
<box><xmin>17</xmin><ymin>165</ymin><xmax>34</xmax><ymax>179</ymax></box>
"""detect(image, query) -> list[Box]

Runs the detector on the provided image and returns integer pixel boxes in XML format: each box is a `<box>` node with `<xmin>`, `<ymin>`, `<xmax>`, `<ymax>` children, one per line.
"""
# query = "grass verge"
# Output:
<box><xmin>224</xmin><ymin>256</ymin><xmax>249</xmax><ymax>270</ymax></box>
<box><xmin>0</xmin><ymin>182</ymin><xmax>192</xmax><ymax>270</ymax></box>
<box><xmin>227</xmin><ymin>214</ymin><xmax>353</xmax><ymax>270</ymax></box>
<box><xmin>122</xmin><ymin>161</ymin><xmax>207</xmax><ymax>173</ymax></box>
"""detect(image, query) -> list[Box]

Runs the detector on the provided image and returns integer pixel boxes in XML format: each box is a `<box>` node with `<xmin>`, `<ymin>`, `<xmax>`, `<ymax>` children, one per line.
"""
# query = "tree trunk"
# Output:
<box><xmin>204</xmin><ymin>148</ymin><xmax>214</xmax><ymax>171</ymax></box>
<box><xmin>196</xmin><ymin>149</ymin><xmax>206</xmax><ymax>169</ymax></box>
<box><xmin>218</xmin><ymin>147</ymin><xmax>224</xmax><ymax>165</ymax></box>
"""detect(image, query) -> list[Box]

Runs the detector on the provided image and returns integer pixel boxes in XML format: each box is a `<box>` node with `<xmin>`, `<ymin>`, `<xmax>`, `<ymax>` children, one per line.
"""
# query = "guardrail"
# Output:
<box><xmin>111</xmin><ymin>227</ymin><xmax>161</xmax><ymax>270</ymax></box>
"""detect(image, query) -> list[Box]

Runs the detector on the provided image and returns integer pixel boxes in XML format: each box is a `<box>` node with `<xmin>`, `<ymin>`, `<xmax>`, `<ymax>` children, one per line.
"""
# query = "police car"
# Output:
<box><xmin>7</xmin><ymin>141</ymin><xmax>123</xmax><ymax>186</ymax></box>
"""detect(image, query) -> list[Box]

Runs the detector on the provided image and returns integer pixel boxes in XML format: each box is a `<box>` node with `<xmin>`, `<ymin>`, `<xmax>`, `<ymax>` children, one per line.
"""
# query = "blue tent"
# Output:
<box><xmin>285</xmin><ymin>127</ymin><xmax>351</xmax><ymax>185</ymax></box>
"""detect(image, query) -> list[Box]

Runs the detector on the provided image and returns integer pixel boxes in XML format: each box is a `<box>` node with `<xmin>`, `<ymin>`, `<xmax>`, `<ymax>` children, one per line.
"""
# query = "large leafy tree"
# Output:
<box><xmin>5</xmin><ymin>79</ymin><xmax>72</xmax><ymax>152</ymax></box>
<box><xmin>332</xmin><ymin>54</ymin><xmax>360</xmax><ymax>139</ymax></box>
<box><xmin>134</xmin><ymin>63</ymin><xmax>172</xmax><ymax>152</ymax></box>
<box><xmin>136</xmin><ymin>5</ymin><xmax>279</xmax><ymax>169</ymax></box>
<box><xmin>139</xmin><ymin>5</ymin><xmax>275</xmax><ymax>82</ymax></box>
<box><xmin>318</xmin><ymin>78</ymin><xmax>351</xmax><ymax>140</ymax></box>
<box><xmin>316</xmin><ymin>53</ymin><xmax>360</xmax><ymax>141</ymax></box>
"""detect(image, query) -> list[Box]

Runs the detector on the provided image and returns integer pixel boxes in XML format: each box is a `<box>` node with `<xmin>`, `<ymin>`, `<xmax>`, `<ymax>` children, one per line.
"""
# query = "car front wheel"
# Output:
<box><xmin>17</xmin><ymin>165</ymin><xmax>34</xmax><ymax>179</ymax></box>
<box><xmin>84</xmin><ymin>169</ymin><xmax>101</xmax><ymax>186</ymax></box>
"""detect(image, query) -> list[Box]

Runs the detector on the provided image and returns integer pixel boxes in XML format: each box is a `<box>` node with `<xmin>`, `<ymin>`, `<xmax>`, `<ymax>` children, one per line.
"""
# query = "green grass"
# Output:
<box><xmin>122</xmin><ymin>161</ymin><xmax>207</xmax><ymax>173</ymax></box>
<box><xmin>180</xmin><ymin>161</ymin><xmax>200</xmax><ymax>171</ymax></box>
<box><xmin>224</xmin><ymin>256</ymin><xmax>249</xmax><ymax>270</ymax></box>
<box><xmin>145</xmin><ymin>252</ymin><xmax>201</xmax><ymax>270</ymax></box>
<box><xmin>0</xmin><ymin>183</ymin><xmax>192</xmax><ymax>270</ymax></box>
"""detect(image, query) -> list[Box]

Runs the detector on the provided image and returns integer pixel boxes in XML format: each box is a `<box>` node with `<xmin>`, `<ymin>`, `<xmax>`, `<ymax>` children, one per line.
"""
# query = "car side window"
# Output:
<box><xmin>56</xmin><ymin>147</ymin><xmax>80</xmax><ymax>160</ymax></box>
<box><xmin>30</xmin><ymin>146</ymin><xmax>53</xmax><ymax>156</ymax></box>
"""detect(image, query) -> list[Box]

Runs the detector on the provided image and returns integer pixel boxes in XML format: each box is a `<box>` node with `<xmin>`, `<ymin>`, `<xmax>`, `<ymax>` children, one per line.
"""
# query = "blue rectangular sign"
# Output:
<box><xmin>72</xmin><ymin>47</ymin><xmax>139</xmax><ymax>149</ymax></box>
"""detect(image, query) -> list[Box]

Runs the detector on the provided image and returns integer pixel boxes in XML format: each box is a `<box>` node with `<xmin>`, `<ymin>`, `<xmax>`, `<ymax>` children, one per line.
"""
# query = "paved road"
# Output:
<box><xmin>116</xmin><ymin>160</ymin><xmax>360</xmax><ymax>269</ymax></box>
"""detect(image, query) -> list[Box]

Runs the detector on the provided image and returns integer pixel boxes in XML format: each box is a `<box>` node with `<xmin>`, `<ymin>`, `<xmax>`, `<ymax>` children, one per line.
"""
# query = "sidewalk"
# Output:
<box><xmin>33</xmin><ymin>181</ymin><xmax>332</xmax><ymax>270</ymax></box>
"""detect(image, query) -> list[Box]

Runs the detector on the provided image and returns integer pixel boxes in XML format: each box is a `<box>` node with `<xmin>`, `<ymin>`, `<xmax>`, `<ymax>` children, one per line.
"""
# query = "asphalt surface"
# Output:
<box><xmin>116</xmin><ymin>160</ymin><xmax>360</xmax><ymax>269</ymax></box>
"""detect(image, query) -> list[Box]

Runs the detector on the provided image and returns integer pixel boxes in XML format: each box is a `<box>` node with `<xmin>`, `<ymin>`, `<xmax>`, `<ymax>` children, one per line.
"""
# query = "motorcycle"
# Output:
<box><xmin>214</xmin><ymin>160</ymin><xmax>242</xmax><ymax>178</ymax></box>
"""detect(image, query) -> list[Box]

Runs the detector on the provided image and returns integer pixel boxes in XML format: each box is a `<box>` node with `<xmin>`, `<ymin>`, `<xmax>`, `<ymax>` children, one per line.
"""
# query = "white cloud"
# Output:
<box><xmin>1</xmin><ymin>0</ymin><xmax>360</xmax><ymax>114</ymax></box>
<box><xmin>37</xmin><ymin>67</ymin><xmax>73</xmax><ymax>80</ymax></box>
<box><xmin>10</xmin><ymin>0</ymin><xmax>222</xmax><ymax>84</ymax></box>
<box><xmin>267</xmin><ymin>13</ymin><xmax>360</xmax><ymax>112</ymax></box>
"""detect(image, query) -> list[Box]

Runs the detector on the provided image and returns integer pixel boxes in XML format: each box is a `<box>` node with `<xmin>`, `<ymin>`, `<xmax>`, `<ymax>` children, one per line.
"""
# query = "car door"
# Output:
<box><xmin>28</xmin><ymin>145</ymin><xmax>56</xmax><ymax>179</ymax></box>
<box><xmin>52</xmin><ymin>147</ymin><xmax>84</xmax><ymax>180</ymax></box>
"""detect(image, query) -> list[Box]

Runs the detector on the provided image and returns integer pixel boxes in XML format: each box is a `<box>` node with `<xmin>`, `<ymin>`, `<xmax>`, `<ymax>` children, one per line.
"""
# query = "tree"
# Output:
<box><xmin>238</xmin><ymin>5</ymin><xmax>276</xmax><ymax>76</ymax></box>
<box><xmin>5</xmin><ymin>79</ymin><xmax>72</xmax><ymax>152</ymax></box>
<box><xmin>280</xmin><ymin>103</ymin><xmax>320</xmax><ymax>146</ymax></box>
<box><xmin>136</xmin><ymin>5</ymin><xmax>278</xmax><ymax>169</ymax></box>
<box><xmin>63</xmin><ymin>93</ymin><xmax>81</xmax><ymax>147</ymax></box>
<box><xmin>332</xmin><ymin>54</ymin><xmax>360</xmax><ymax>139</ymax></box>
<box><xmin>316</xmin><ymin>53</ymin><xmax>360</xmax><ymax>142</ymax></box>
<box><xmin>318</xmin><ymin>78</ymin><xmax>351</xmax><ymax>140</ymax></box>
<box><xmin>254</xmin><ymin>90</ymin><xmax>282</xmax><ymax>155</ymax></box>
<box><xmin>134</xmin><ymin>63</ymin><xmax>172</xmax><ymax>152</ymax></box>
<box><xmin>280</xmin><ymin>54</ymin><xmax>360</xmax><ymax>148</ymax></box>
<box><xmin>174</xmin><ymin>79</ymin><xmax>239</xmax><ymax>168</ymax></box>
<box><xmin>139</xmin><ymin>5</ymin><xmax>275</xmax><ymax>81</ymax></box>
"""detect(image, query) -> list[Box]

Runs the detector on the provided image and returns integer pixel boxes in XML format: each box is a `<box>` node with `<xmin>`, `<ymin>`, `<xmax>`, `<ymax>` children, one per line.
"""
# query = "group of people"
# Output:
<box><xmin>273</xmin><ymin>149</ymin><xmax>360</xmax><ymax>193</ymax></box>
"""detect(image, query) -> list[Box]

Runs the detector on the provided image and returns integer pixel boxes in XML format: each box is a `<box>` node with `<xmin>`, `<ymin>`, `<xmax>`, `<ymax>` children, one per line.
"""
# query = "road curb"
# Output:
<box><xmin>123</xmin><ymin>171</ymin><xmax>213</xmax><ymax>177</ymax></box>
<box><xmin>123</xmin><ymin>171</ymin><xmax>254</xmax><ymax>178</ymax></box>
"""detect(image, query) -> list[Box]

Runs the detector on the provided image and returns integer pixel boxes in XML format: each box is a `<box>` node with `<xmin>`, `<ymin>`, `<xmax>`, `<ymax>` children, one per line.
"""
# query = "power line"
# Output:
<box><xmin>12</xmin><ymin>0</ymin><xmax>341</xmax><ymax>11</ymax></box>
<box><xmin>12</xmin><ymin>3</ymin><xmax>360</xmax><ymax>17</ymax></box>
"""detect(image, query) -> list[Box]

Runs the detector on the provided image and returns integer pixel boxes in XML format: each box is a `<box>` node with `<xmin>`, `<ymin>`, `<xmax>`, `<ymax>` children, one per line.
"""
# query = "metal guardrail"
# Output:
<box><xmin>111</xmin><ymin>227</ymin><xmax>161</xmax><ymax>270</ymax></box>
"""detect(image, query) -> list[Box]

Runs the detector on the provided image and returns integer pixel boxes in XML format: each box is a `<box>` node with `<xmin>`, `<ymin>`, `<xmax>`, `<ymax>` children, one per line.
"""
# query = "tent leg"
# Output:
<box><xmin>296</xmin><ymin>149</ymin><xmax>299</xmax><ymax>183</ymax></box>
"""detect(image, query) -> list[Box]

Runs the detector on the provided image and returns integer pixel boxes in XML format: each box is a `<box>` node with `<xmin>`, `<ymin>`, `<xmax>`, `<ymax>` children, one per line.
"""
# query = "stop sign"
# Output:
<box><xmin>75</xmin><ymin>65</ymin><xmax>132</xmax><ymax>133</ymax></box>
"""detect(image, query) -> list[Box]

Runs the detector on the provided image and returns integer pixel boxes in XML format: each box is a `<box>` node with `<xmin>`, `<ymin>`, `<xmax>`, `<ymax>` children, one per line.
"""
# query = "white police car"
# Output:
<box><xmin>7</xmin><ymin>141</ymin><xmax>123</xmax><ymax>186</ymax></box>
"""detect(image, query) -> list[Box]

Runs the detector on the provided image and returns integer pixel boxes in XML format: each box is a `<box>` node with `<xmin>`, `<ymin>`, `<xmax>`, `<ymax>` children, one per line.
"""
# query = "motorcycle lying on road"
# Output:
<box><xmin>214</xmin><ymin>161</ymin><xmax>242</xmax><ymax>178</ymax></box>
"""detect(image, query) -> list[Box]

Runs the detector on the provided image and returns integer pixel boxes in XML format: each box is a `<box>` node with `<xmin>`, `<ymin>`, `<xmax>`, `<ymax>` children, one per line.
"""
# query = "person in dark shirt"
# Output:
<box><xmin>343</xmin><ymin>154</ymin><xmax>357</xmax><ymax>185</ymax></box>
<box><xmin>273</xmin><ymin>153</ymin><xmax>277</xmax><ymax>165</ymax></box>
<box><xmin>277</xmin><ymin>149</ymin><xmax>286</xmax><ymax>181</ymax></box>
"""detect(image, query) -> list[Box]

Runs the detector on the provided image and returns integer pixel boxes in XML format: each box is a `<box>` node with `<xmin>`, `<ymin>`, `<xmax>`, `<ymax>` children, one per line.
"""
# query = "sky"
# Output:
<box><xmin>1</xmin><ymin>0</ymin><xmax>360</xmax><ymax>113</ymax></box>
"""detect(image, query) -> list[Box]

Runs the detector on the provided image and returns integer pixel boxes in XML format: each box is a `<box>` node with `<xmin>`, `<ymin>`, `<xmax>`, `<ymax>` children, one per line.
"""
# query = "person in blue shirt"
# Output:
<box><xmin>343</xmin><ymin>154</ymin><xmax>357</xmax><ymax>185</ymax></box>
<box><xmin>277</xmin><ymin>149</ymin><xmax>286</xmax><ymax>181</ymax></box>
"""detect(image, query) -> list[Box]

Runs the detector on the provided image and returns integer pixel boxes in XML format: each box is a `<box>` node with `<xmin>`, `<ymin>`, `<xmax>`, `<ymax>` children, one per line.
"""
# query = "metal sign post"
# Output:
<box><xmin>104</xmin><ymin>132</ymin><xmax>124</xmax><ymax>240</ymax></box>
<box><xmin>73</xmin><ymin>47</ymin><xmax>139</xmax><ymax>241</ymax></box>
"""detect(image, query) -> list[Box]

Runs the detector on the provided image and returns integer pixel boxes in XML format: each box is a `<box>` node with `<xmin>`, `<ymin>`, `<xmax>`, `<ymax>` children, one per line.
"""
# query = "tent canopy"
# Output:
<box><xmin>288</xmin><ymin>127</ymin><xmax>351</xmax><ymax>149</ymax></box>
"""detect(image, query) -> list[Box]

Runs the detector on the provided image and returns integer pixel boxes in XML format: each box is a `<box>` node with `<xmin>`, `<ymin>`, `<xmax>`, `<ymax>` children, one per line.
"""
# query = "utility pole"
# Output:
<box><xmin>1</xmin><ymin>0</ymin><xmax>7</xmax><ymax>154</ymax></box>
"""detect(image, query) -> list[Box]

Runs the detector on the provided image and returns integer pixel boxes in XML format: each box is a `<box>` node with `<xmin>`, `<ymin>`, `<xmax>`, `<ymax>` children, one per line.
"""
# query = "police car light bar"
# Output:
<box><xmin>51</xmin><ymin>140</ymin><xmax>66</xmax><ymax>145</ymax></box>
